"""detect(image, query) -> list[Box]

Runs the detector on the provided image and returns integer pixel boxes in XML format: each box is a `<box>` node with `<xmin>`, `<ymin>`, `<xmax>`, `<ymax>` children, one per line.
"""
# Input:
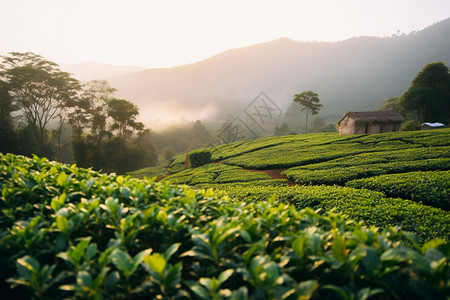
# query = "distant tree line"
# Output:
<box><xmin>151</xmin><ymin>120</ymin><xmax>214</xmax><ymax>163</ymax></box>
<box><xmin>0</xmin><ymin>52</ymin><xmax>157</xmax><ymax>174</ymax></box>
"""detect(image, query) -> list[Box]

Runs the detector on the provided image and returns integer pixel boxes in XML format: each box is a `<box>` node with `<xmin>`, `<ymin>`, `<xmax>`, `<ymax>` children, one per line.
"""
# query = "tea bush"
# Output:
<box><xmin>215</xmin><ymin>184</ymin><xmax>450</xmax><ymax>241</ymax></box>
<box><xmin>346</xmin><ymin>170</ymin><xmax>450</xmax><ymax>210</ymax></box>
<box><xmin>163</xmin><ymin>163</ymin><xmax>271</xmax><ymax>185</ymax></box>
<box><xmin>188</xmin><ymin>149</ymin><xmax>212</xmax><ymax>168</ymax></box>
<box><xmin>282</xmin><ymin>158</ymin><xmax>450</xmax><ymax>185</ymax></box>
<box><xmin>219</xmin><ymin>130</ymin><xmax>450</xmax><ymax>170</ymax></box>
<box><xmin>1</xmin><ymin>153</ymin><xmax>449</xmax><ymax>299</ymax></box>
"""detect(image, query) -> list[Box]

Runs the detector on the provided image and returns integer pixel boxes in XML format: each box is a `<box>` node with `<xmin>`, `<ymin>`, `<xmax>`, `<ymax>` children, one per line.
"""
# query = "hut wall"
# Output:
<box><xmin>367</xmin><ymin>123</ymin><xmax>381</xmax><ymax>134</ymax></box>
<box><xmin>338</xmin><ymin>117</ymin><xmax>356</xmax><ymax>135</ymax></box>
<box><xmin>338</xmin><ymin>111</ymin><xmax>404</xmax><ymax>135</ymax></box>
<box><xmin>339</xmin><ymin>120</ymin><xmax>403</xmax><ymax>135</ymax></box>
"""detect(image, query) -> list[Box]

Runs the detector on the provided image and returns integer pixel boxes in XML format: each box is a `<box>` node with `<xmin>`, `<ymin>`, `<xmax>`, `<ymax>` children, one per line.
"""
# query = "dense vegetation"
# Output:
<box><xmin>163</xmin><ymin>129</ymin><xmax>450</xmax><ymax>240</ymax></box>
<box><xmin>1</xmin><ymin>153</ymin><xmax>449</xmax><ymax>299</ymax></box>
<box><xmin>0</xmin><ymin>53</ymin><xmax>158</xmax><ymax>174</ymax></box>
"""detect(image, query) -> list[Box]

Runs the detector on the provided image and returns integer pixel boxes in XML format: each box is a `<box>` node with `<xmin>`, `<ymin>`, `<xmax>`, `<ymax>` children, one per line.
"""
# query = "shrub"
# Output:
<box><xmin>0</xmin><ymin>153</ymin><xmax>449</xmax><ymax>299</ymax></box>
<box><xmin>402</xmin><ymin>120</ymin><xmax>421</xmax><ymax>131</ymax></box>
<box><xmin>217</xmin><ymin>184</ymin><xmax>450</xmax><ymax>241</ymax></box>
<box><xmin>188</xmin><ymin>149</ymin><xmax>212</xmax><ymax>168</ymax></box>
<box><xmin>163</xmin><ymin>163</ymin><xmax>271</xmax><ymax>185</ymax></box>
<box><xmin>346</xmin><ymin>170</ymin><xmax>450</xmax><ymax>210</ymax></box>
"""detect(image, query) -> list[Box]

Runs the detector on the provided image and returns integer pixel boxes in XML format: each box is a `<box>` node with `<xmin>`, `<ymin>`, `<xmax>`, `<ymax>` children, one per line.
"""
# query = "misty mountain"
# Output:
<box><xmin>61</xmin><ymin>62</ymin><xmax>144</xmax><ymax>82</ymax></box>
<box><xmin>103</xmin><ymin>18</ymin><xmax>450</xmax><ymax>127</ymax></box>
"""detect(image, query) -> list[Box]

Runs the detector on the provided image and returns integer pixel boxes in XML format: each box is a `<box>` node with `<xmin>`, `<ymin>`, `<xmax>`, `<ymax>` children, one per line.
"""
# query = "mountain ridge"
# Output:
<box><xmin>67</xmin><ymin>18</ymin><xmax>450</xmax><ymax>127</ymax></box>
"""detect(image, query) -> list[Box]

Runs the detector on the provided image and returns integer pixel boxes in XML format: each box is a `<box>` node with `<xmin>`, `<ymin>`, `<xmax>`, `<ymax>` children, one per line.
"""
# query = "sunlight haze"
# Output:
<box><xmin>1</xmin><ymin>0</ymin><xmax>449</xmax><ymax>68</ymax></box>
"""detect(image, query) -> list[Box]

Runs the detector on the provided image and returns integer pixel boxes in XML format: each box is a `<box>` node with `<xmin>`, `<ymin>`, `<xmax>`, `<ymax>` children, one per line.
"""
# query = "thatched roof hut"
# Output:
<box><xmin>338</xmin><ymin>111</ymin><xmax>405</xmax><ymax>135</ymax></box>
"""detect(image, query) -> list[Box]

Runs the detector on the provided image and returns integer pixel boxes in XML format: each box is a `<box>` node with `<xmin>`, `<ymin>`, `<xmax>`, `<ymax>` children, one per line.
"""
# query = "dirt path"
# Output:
<box><xmin>243</xmin><ymin>168</ymin><xmax>297</xmax><ymax>186</ymax></box>
<box><xmin>159</xmin><ymin>161</ymin><xmax>298</xmax><ymax>186</ymax></box>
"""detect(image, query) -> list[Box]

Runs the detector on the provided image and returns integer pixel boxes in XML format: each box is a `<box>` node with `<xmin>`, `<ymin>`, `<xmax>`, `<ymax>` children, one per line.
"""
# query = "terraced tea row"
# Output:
<box><xmin>203</xmin><ymin>183</ymin><xmax>450</xmax><ymax>241</ymax></box>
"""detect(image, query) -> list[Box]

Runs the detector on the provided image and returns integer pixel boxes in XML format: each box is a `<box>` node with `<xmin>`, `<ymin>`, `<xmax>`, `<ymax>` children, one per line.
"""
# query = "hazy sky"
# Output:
<box><xmin>1</xmin><ymin>0</ymin><xmax>449</xmax><ymax>68</ymax></box>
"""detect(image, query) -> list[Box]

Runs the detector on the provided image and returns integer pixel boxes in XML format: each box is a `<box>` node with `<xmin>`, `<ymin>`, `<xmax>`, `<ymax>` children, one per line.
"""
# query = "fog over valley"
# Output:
<box><xmin>63</xmin><ymin>18</ymin><xmax>450</xmax><ymax>130</ymax></box>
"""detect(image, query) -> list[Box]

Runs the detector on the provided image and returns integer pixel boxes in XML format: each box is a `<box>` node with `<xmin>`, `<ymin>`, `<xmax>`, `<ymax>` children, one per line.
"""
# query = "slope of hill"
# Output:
<box><xmin>107</xmin><ymin>18</ymin><xmax>450</xmax><ymax>126</ymax></box>
<box><xmin>157</xmin><ymin>129</ymin><xmax>450</xmax><ymax>241</ymax></box>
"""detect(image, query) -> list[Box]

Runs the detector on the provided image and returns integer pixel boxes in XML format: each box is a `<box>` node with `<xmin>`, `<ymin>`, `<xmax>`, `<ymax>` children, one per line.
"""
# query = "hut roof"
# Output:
<box><xmin>339</xmin><ymin>111</ymin><xmax>405</xmax><ymax>125</ymax></box>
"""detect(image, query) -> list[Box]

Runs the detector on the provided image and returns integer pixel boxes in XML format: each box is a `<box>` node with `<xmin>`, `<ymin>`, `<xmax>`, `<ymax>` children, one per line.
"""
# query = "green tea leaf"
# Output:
<box><xmin>362</xmin><ymin>248</ymin><xmax>380</xmax><ymax>275</ymax></box>
<box><xmin>190</xmin><ymin>283</ymin><xmax>209</xmax><ymax>299</ymax></box>
<box><xmin>144</xmin><ymin>253</ymin><xmax>166</xmax><ymax>276</ymax></box>
<box><xmin>85</xmin><ymin>244</ymin><xmax>98</xmax><ymax>262</ymax></box>
<box><xmin>77</xmin><ymin>271</ymin><xmax>93</xmax><ymax>288</ymax></box>
<box><xmin>110</xmin><ymin>249</ymin><xmax>132</xmax><ymax>274</ymax></box>
<box><xmin>293</xmin><ymin>236</ymin><xmax>306</xmax><ymax>258</ymax></box>
<box><xmin>422</xmin><ymin>239</ymin><xmax>445</xmax><ymax>253</ymax></box>
<box><xmin>131</xmin><ymin>248</ymin><xmax>152</xmax><ymax>272</ymax></box>
<box><xmin>323</xmin><ymin>285</ymin><xmax>350</xmax><ymax>300</ymax></box>
<box><xmin>52</xmin><ymin>193</ymin><xmax>66</xmax><ymax>211</ymax></box>
<box><xmin>57</xmin><ymin>172</ymin><xmax>68</xmax><ymax>186</ymax></box>
<box><xmin>164</xmin><ymin>243</ymin><xmax>180</xmax><ymax>261</ymax></box>
<box><xmin>296</xmin><ymin>280</ymin><xmax>318</xmax><ymax>300</ymax></box>
<box><xmin>356</xmin><ymin>287</ymin><xmax>384</xmax><ymax>300</ymax></box>
<box><xmin>16</xmin><ymin>256</ymin><xmax>40</xmax><ymax>280</ymax></box>
<box><xmin>239</xmin><ymin>230</ymin><xmax>252</xmax><ymax>242</ymax></box>
<box><xmin>218</xmin><ymin>269</ymin><xmax>234</xmax><ymax>285</ymax></box>
<box><xmin>56</xmin><ymin>216</ymin><xmax>68</xmax><ymax>233</ymax></box>
<box><xmin>331</xmin><ymin>234</ymin><xmax>347</xmax><ymax>262</ymax></box>
<box><xmin>116</xmin><ymin>176</ymin><xmax>124</xmax><ymax>185</ymax></box>
<box><xmin>70</xmin><ymin>238</ymin><xmax>91</xmax><ymax>264</ymax></box>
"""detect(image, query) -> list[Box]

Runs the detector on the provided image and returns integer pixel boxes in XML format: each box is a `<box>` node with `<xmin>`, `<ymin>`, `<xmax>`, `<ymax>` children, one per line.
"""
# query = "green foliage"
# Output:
<box><xmin>2</xmin><ymin>153</ymin><xmax>449</xmax><ymax>299</ymax></box>
<box><xmin>273</xmin><ymin>123</ymin><xmax>292</xmax><ymax>136</ymax></box>
<box><xmin>126</xmin><ymin>165</ymin><xmax>169</xmax><ymax>179</ymax></box>
<box><xmin>283</xmin><ymin>158</ymin><xmax>450</xmax><ymax>186</ymax></box>
<box><xmin>164</xmin><ymin>163</ymin><xmax>271</xmax><ymax>185</ymax></box>
<box><xmin>293</xmin><ymin>91</ymin><xmax>323</xmax><ymax>134</ymax></box>
<box><xmin>189</xmin><ymin>149</ymin><xmax>212</xmax><ymax>168</ymax></box>
<box><xmin>379</xmin><ymin>97</ymin><xmax>400</xmax><ymax>113</ymax></box>
<box><xmin>107</xmin><ymin>98</ymin><xmax>144</xmax><ymax>140</ymax></box>
<box><xmin>0</xmin><ymin>80</ymin><xmax>17</xmax><ymax>154</ymax></box>
<box><xmin>219</xmin><ymin>130</ymin><xmax>449</xmax><ymax>170</ymax></box>
<box><xmin>0</xmin><ymin>52</ymin><xmax>81</xmax><ymax>158</ymax></box>
<box><xmin>150</xmin><ymin>120</ymin><xmax>214</xmax><ymax>162</ymax></box>
<box><xmin>346</xmin><ymin>171</ymin><xmax>450</xmax><ymax>210</ymax></box>
<box><xmin>399</xmin><ymin>62</ymin><xmax>450</xmax><ymax>124</ymax></box>
<box><xmin>401</xmin><ymin>120</ymin><xmax>422</xmax><ymax>131</ymax></box>
<box><xmin>218</xmin><ymin>184</ymin><xmax>450</xmax><ymax>241</ymax></box>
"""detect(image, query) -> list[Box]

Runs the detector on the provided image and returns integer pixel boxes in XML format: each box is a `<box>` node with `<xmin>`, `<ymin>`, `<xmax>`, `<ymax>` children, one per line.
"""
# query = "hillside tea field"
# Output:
<box><xmin>1</xmin><ymin>129</ymin><xmax>449</xmax><ymax>299</ymax></box>
<box><xmin>164</xmin><ymin>129</ymin><xmax>450</xmax><ymax>238</ymax></box>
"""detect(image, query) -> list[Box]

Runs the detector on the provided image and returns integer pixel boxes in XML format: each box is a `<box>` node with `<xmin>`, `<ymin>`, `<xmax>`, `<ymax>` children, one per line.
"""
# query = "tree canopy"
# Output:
<box><xmin>0</xmin><ymin>52</ymin><xmax>81</xmax><ymax>156</ymax></box>
<box><xmin>0</xmin><ymin>80</ymin><xmax>17</xmax><ymax>153</ymax></box>
<box><xmin>398</xmin><ymin>62</ymin><xmax>450</xmax><ymax>124</ymax></box>
<box><xmin>0</xmin><ymin>52</ymin><xmax>158</xmax><ymax>173</ymax></box>
<box><xmin>293</xmin><ymin>90</ymin><xmax>323</xmax><ymax>134</ymax></box>
<box><xmin>107</xmin><ymin>98</ymin><xmax>144</xmax><ymax>140</ymax></box>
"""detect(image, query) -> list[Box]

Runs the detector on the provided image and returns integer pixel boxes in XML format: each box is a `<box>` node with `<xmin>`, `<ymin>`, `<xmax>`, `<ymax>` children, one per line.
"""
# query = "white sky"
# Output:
<box><xmin>1</xmin><ymin>0</ymin><xmax>449</xmax><ymax>68</ymax></box>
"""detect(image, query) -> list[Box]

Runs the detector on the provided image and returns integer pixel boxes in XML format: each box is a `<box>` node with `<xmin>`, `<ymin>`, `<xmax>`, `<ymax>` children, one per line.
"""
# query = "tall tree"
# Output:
<box><xmin>379</xmin><ymin>97</ymin><xmax>400</xmax><ymax>113</ymax></box>
<box><xmin>107</xmin><ymin>98</ymin><xmax>144</xmax><ymax>140</ymax></box>
<box><xmin>66</xmin><ymin>95</ymin><xmax>91</xmax><ymax>142</ymax></box>
<box><xmin>190</xmin><ymin>120</ymin><xmax>211</xmax><ymax>143</ymax></box>
<box><xmin>81</xmin><ymin>80</ymin><xmax>117</xmax><ymax>144</ymax></box>
<box><xmin>0</xmin><ymin>80</ymin><xmax>17</xmax><ymax>153</ymax></box>
<box><xmin>293</xmin><ymin>91</ymin><xmax>323</xmax><ymax>134</ymax></box>
<box><xmin>273</xmin><ymin>123</ymin><xmax>291</xmax><ymax>136</ymax></box>
<box><xmin>0</xmin><ymin>52</ymin><xmax>81</xmax><ymax>157</ymax></box>
<box><xmin>398</xmin><ymin>62</ymin><xmax>450</xmax><ymax>124</ymax></box>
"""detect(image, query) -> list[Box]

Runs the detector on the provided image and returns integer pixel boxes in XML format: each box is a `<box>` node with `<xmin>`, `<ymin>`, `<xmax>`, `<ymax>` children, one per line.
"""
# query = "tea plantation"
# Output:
<box><xmin>1</xmin><ymin>129</ymin><xmax>450</xmax><ymax>299</ymax></box>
